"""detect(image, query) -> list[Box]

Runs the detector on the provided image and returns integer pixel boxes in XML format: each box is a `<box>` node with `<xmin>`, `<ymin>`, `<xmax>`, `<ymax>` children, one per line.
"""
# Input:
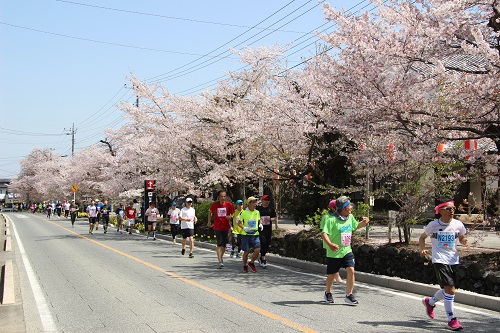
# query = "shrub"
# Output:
<box><xmin>135</xmin><ymin>222</ymin><xmax>145</xmax><ymax>233</ymax></box>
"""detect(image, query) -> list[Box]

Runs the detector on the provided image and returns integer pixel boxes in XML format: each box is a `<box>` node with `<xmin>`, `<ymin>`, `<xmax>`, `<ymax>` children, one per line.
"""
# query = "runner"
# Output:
<box><xmin>115</xmin><ymin>203</ymin><xmax>125</xmax><ymax>234</ymax></box>
<box><xmin>320</xmin><ymin>200</ymin><xmax>342</xmax><ymax>284</ymax></box>
<box><xmin>321</xmin><ymin>196</ymin><xmax>369</xmax><ymax>305</ymax></box>
<box><xmin>230</xmin><ymin>199</ymin><xmax>244</xmax><ymax>258</ymax></box>
<box><xmin>64</xmin><ymin>200</ymin><xmax>70</xmax><ymax>218</ymax></box>
<box><xmin>419</xmin><ymin>199</ymin><xmax>470</xmax><ymax>331</ymax></box>
<box><xmin>46</xmin><ymin>203</ymin><xmax>53</xmax><ymax>219</ymax></box>
<box><xmin>69</xmin><ymin>200</ymin><xmax>78</xmax><ymax>227</ymax></box>
<box><xmin>145</xmin><ymin>202</ymin><xmax>159</xmax><ymax>240</ymax></box>
<box><xmin>256</xmin><ymin>194</ymin><xmax>277</xmax><ymax>268</ymax></box>
<box><xmin>100</xmin><ymin>199</ymin><xmax>111</xmax><ymax>233</ymax></box>
<box><xmin>95</xmin><ymin>199</ymin><xmax>102</xmax><ymax>230</ymax></box>
<box><xmin>208</xmin><ymin>191</ymin><xmax>234</xmax><ymax>268</ymax></box>
<box><xmin>167</xmin><ymin>202</ymin><xmax>180</xmax><ymax>243</ymax></box>
<box><xmin>179</xmin><ymin>198</ymin><xmax>197</xmax><ymax>258</ymax></box>
<box><xmin>237</xmin><ymin>196</ymin><xmax>262</xmax><ymax>273</ymax></box>
<box><xmin>86</xmin><ymin>200</ymin><xmax>98</xmax><ymax>234</ymax></box>
<box><xmin>125</xmin><ymin>202</ymin><xmax>137</xmax><ymax>235</ymax></box>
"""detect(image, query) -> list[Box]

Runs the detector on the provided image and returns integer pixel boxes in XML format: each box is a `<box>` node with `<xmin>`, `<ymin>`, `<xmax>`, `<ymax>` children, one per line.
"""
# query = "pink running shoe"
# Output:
<box><xmin>448</xmin><ymin>318</ymin><xmax>463</xmax><ymax>331</ymax></box>
<box><xmin>422</xmin><ymin>297</ymin><xmax>435</xmax><ymax>319</ymax></box>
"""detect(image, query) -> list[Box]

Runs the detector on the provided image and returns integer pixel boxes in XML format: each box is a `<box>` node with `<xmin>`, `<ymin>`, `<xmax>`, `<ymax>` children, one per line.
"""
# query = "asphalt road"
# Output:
<box><xmin>3</xmin><ymin>212</ymin><xmax>500</xmax><ymax>333</ymax></box>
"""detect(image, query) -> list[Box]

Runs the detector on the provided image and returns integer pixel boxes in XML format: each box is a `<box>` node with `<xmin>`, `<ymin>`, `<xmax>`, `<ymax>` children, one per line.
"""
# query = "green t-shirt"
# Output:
<box><xmin>238</xmin><ymin>209</ymin><xmax>260</xmax><ymax>236</ymax></box>
<box><xmin>321</xmin><ymin>214</ymin><xmax>359</xmax><ymax>258</ymax></box>
<box><xmin>232</xmin><ymin>208</ymin><xmax>243</xmax><ymax>234</ymax></box>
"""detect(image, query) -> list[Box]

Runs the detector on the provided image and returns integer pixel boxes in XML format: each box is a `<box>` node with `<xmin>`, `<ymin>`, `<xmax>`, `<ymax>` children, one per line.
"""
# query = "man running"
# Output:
<box><xmin>125</xmin><ymin>202</ymin><xmax>137</xmax><ymax>235</ymax></box>
<box><xmin>179</xmin><ymin>198</ymin><xmax>197</xmax><ymax>258</ymax></box>
<box><xmin>86</xmin><ymin>200</ymin><xmax>98</xmax><ymax>234</ymax></box>
<box><xmin>237</xmin><ymin>196</ymin><xmax>262</xmax><ymax>273</ymax></box>
<box><xmin>208</xmin><ymin>191</ymin><xmax>234</xmax><ymax>268</ymax></box>
<box><xmin>100</xmin><ymin>199</ymin><xmax>112</xmax><ymax>233</ymax></box>
<box><xmin>256</xmin><ymin>194</ymin><xmax>277</xmax><ymax>268</ymax></box>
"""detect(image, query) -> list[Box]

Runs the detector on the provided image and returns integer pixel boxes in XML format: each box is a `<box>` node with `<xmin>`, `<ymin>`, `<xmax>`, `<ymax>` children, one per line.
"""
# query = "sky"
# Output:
<box><xmin>0</xmin><ymin>0</ymin><xmax>375</xmax><ymax>179</ymax></box>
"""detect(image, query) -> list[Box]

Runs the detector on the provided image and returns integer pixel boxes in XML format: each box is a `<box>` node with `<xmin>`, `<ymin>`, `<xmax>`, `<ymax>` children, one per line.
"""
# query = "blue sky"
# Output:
<box><xmin>0</xmin><ymin>0</ymin><xmax>373</xmax><ymax>178</ymax></box>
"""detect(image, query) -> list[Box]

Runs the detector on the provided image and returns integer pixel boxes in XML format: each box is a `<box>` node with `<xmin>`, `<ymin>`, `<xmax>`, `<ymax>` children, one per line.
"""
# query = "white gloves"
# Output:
<box><xmin>259</xmin><ymin>224</ymin><xmax>264</xmax><ymax>231</ymax></box>
<box><xmin>243</xmin><ymin>227</ymin><xmax>250</xmax><ymax>233</ymax></box>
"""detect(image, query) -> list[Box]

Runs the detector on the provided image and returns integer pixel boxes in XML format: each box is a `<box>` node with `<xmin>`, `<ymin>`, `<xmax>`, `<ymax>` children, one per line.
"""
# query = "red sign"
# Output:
<box><xmin>145</xmin><ymin>180</ymin><xmax>155</xmax><ymax>191</ymax></box>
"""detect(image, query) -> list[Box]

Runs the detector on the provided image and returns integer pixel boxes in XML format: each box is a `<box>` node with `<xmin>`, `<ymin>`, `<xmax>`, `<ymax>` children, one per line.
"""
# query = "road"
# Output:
<box><xmin>3</xmin><ymin>212</ymin><xmax>500</xmax><ymax>332</ymax></box>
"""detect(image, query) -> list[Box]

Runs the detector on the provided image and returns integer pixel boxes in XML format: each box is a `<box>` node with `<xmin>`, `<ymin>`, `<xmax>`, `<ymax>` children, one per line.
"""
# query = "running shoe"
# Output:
<box><xmin>324</xmin><ymin>292</ymin><xmax>334</xmax><ymax>304</ymax></box>
<box><xmin>153</xmin><ymin>237</ymin><xmax>156</xmax><ymax>240</ymax></box>
<box><xmin>89</xmin><ymin>229</ymin><xmax>92</xmax><ymax>234</ymax></box>
<box><xmin>117</xmin><ymin>228</ymin><xmax>119</xmax><ymax>233</ymax></box>
<box><xmin>189</xmin><ymin>253</ymin><xmax>194</xmax><ymax>258</ymax></box>
<box><xmin>236</xmin><ymin>253</ymin><xmax>241</xmax><ymax>258</ymax></box>
<box><xmin>230</xmin><ymin>251</ymin><xmax>234</xmax><ymax>258</ymax></box>
<box><xmin>344</xmin><ymin>294</ymin><xmax>358</xmax><ymax>305</ymax></box>
<box><xmin>261</xmin><ymin>259</ymin><xmax>267</xmax><ymax>268</ymax></box>
<box><xmin>248</xmin><ymin>262</ymin><xmax>257</xmax><ymax>272</ymax></box>
<box><xmin>181</xmin><ymin>248</ymin><xmax>186</xmax><ymax>255</ymax></box>
<box><xmin>243</xmin><ymin>266</ymin><xmax>248</xmax><ymax>273</ymax></box>
<box><xmin>104</xmin><ymin>230</ymin><xmax>107</xmax><ymax>234</ymax></box>
<box><xmin>422</xmin><ymin>297</ymin><xmax>435</xmax><ymax>319</ymax></box>
<box><xmin>448</xmin><ymin>318</ymin><xmax>463</xmax><ymax>331</ymax></box>
<box><xmin>218</xmin><ymin>261</ymin><xmax>224</xmax><ymax>269</ymax></box>
<box><xmin>96</xmin><ymin>226</ymin><xmax>98</xmax><ymax>230</ymax></box>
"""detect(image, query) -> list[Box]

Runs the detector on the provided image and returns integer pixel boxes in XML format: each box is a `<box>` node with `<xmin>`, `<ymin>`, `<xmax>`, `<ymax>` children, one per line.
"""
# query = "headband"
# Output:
<box><xmin>337</xmin><ymin>199</ymin><xmax>351</xmax><ymax>211</ymax></box>
<box><xmin>434</xmin><ymin>201</ymin><xmax>454</xmax><ymax>214</ymax></box>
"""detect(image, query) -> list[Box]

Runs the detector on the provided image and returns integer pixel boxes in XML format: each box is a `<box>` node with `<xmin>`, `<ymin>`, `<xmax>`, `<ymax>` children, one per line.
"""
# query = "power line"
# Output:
<box><xmin>0</xmin><ymin>21</ymin><xmax>237</xmax><ymax>57</ymax></box>
<box><xmin>55</xmin><ymin>0</ymin><xmax>309</xmax><ymax>34</ymax></box>
<box><xmin>145</xmin><ymin>0</ymin><xmax>309</xmax><ymax>84</ymax></box>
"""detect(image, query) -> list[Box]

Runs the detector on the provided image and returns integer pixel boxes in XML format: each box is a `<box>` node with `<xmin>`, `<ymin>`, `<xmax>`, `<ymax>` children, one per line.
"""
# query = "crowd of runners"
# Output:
<box><xmin>23</xmin><ymin>192</ymin><xmax>469</xmax><ymax>331</ymax></box>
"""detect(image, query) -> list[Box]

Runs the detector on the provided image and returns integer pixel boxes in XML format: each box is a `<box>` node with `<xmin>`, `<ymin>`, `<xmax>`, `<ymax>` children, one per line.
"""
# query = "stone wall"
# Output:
<box><xmin>269</xmin><ymin>231</ymin><xmax>500</xmax><ymax>297</ymax></box>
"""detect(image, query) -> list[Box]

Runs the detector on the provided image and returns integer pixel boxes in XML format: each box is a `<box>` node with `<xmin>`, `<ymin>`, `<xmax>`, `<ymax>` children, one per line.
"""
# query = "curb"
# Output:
<box><xmin>1</xmin><ymin>214</ymin><xmax>16</xmax><ymax>305</ymax></box>
<box><xmin>158</xmin><ymin>233</ymin><xmax>500</xmax><ymax>313</ymax></box>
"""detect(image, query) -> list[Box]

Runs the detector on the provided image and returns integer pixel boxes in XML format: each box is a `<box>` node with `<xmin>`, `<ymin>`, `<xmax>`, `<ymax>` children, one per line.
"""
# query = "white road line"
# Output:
<box><xmin>8</xmin><ymin>216</ymin><xmax>58</xmax><ymax>332</ymax></box>
<box><xmin>268</xmin><ymin>263</ymin><xmax>500</xmax><ymax>319</ymax></box>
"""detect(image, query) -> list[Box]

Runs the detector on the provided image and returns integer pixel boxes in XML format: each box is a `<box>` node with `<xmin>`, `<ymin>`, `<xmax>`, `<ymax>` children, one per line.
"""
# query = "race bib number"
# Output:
<box><xmin>341</xmin><ymin>233</ymin><xmax>352</xmax><ymax>246</ymax></box>
<box><xmin>217</xmin><ymin>208</ymin><xmax>227</xmax><ymax>217</ymax></box>
<box><xmin>119</xmin><ymin>210</ymin><xmax>124</xmax><ymax>216</ymax></box>
<box><xmin>261</xmin><ymin>216</ymin><xmax>271</xmax><ymax>225</ymax></box>
<box><xmin>437</xmin><ymin>231</ymin><xmax>455</xmax><ymax>248</ymax></box>
<box><xmin>151</xmin><ymin>212</ymin><xmax>157</xmax><ymax>218</ymax></box>
<box><xmin>247</xmin><ymin>219</ymin><xmax>257</xmax><ymax>234</ymax></box>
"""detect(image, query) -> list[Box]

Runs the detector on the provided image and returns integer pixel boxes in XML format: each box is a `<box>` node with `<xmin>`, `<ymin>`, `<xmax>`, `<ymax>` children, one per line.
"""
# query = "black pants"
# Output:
<box><xmin>259</xmin><ymin>226</ymin><xmax>272</xmax><ymax>257</ymax></box>
<box><xmin>171</xmin><ymin>224</ymin><xmax>180</xmax><ymax>239</ymax></box>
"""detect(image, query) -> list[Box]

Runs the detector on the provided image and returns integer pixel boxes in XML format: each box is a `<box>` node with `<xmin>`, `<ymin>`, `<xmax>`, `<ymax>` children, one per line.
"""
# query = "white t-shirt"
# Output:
<box><xmin>86</xmin><ymin>205</ymin><xmax>97</xmax><ymax>218</ymax></box>
<box><xmin>180</xmin><ymin>207</ymin><xmax>196</xmax><ymax>229</ymax></box>
<box><xmin>423</xmin><ymin>218</ymin><xmax>466</xmax><ymax>265</ymax></box>
<box><xmin>168</xmin><ymin>208</ymin><xmax>180</xmax><ymax>225</ymax></box>
<box><xmin>145</xmin><ymin>207</ymin><xmax>159</xmax><ymax>222</ymax></box>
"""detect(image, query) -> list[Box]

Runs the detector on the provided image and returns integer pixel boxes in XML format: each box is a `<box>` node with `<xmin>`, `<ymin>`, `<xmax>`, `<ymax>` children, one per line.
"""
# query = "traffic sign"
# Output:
<box><xmin>71</xmin><ymin>184</ymin><xmax>79</xmax><ymax>192</ymax></box>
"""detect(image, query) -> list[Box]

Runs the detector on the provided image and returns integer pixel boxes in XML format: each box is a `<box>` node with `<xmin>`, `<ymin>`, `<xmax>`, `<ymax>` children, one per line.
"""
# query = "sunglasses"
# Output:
<box><xmin>263</xmin><ymin>198</ymin><xmax>271</xmax><ymax>201</ymax></box>
<box><xmin>442</xmin><ymin>206</ymin><xmax>456</xmax><ymax>211</ymax></box>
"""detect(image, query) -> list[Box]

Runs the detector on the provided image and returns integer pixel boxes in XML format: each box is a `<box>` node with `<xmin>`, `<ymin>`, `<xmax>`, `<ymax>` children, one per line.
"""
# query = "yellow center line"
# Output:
<box><xmin>40</xmin><ymin>216</ymin><xmax>318</xmax><ymax>333</ymax></box>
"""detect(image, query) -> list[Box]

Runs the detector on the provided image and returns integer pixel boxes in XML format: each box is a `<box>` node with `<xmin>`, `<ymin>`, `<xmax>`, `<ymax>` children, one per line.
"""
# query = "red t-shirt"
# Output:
<box><xmin>210</xmin><ymin>201</ymin><xmax>235</xmax><ymax>231</ymax></box>
<box><xmin>125</xmin><ymin>207</ymin><xmax>136</xmax><ymax>219</ymax></box>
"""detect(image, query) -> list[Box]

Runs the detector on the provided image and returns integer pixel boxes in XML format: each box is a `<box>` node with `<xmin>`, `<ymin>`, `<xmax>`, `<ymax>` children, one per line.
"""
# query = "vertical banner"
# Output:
<box><xmin>143</xmin><ymin>180</ymin><xmax>156</xmax><ymax>225</ymax></box>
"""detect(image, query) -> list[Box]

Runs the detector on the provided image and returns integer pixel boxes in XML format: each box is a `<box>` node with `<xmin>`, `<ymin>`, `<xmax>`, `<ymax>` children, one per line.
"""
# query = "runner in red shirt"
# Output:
<box><xmin>125</xmin><ymin>202</ymin><xmax>137</xmax><ymax>235</ymax></box>
<box><xmin>208</xmin><ymin>191</ymin><xmax>235</xmax><ymax>268</ymax></box>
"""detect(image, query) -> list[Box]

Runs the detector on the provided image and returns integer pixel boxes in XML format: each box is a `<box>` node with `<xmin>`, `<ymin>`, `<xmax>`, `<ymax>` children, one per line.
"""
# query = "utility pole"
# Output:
<box><xmin>64</xmin><ymin>123</ymin><xmax>76</xmax><ymax>157</ymax></box>
<box><xmin>71</xmin><ymin>123</ymin><xmax>76</xmax><ymax>157</ymax></box>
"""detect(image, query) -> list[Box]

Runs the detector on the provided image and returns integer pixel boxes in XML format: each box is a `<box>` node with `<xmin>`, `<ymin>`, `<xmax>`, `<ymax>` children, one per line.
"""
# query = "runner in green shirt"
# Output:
<box><xmin>321</xmin><ymin>196</ymin><xmax>369</xmax><ymax>305</ymax></box>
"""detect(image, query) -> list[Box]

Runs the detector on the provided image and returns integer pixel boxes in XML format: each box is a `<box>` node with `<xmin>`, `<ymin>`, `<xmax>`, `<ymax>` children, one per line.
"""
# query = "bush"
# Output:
<box><xmin>78</xmin><ymin>212</ymin><xmax>88</xmax><ymax>218</ymax></box>
<box><xmin>135</xmin><ymin>222</ymin><xmax>145</xmax><ymax>233</ymax></box>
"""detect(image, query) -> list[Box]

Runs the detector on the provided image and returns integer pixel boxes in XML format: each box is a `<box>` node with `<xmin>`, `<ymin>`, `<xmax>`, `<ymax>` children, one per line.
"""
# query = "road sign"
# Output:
<box><xmin>71</xmin><ymin>184</ymin><xmax>79</xmax><ymax>192</ymax></box>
